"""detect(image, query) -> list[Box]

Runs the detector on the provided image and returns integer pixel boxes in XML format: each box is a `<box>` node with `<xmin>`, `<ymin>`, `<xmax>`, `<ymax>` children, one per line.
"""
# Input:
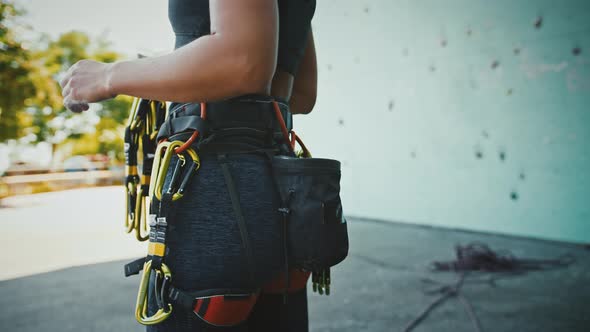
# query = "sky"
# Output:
<box><xmin>18</xmin><ymin>0</ymin><xmax>175</xmax><ymax>57</ymax></box>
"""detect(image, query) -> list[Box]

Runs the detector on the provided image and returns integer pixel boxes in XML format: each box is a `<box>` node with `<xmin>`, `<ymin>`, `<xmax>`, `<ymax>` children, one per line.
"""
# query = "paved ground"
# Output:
<box><xmin>0</xmin><ymin>188</ymin><xmax>589</xmax><ymax>331</ymax></box>
<box><xmin>0</xmin><ymin>187</ymin><xmax>145</xmax><ymax>281</ymax></box>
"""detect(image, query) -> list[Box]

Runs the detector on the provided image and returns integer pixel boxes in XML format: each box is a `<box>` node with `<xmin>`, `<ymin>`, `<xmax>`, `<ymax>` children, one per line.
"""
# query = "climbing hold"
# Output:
<box><xmin>507</xmin><ymin>88</ymin><xmax>513</xmax><ymax>96</ymax></box>
<box><xmin>510</xmin><ymin>191</ymin><xmax>519</xmax><ymax>201</ymax></box>
<box><xmin>534</xmin><ymin>16</ymin><xmax>543</xmax><ymax>29</ymax></box>
<box><xmin>474</xmin><ymin>149</ymin><xmax>483</xmax><ymax>159</ymax></box>
<box><xmin>441</xmin><ymin>39</ymin><xmax>448</xmax><ymax>47</ymax></box>
<box><xmin>491</xmin><ymin>60</ymin><xmax>500</xmax><ymax>69</ymax></box>
<box><xmin>572</xmin><ymin>47</ymin><xmax>582</xmax><ymax>56</ymax></box>
<box><xmin>499</xmin><ymin>150</ymin><xmax>506</xmax><ymax>162</ymax></box>
<box><xmin>388</xmin><ymin>100</ymin><xmax>394</xmax><ymax>111</ymax></box>
<box><xmin>513</xmin><ymin>48</ymin><xmax>521</xmax><ymax>55</ymax></box>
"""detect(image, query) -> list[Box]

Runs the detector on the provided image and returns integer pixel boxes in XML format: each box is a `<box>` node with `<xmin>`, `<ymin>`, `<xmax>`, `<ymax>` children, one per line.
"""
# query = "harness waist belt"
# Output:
<box><xmin>157</xmin><ymin>95</ymin><xmax>292</xmax><ymax>143</ymax></box>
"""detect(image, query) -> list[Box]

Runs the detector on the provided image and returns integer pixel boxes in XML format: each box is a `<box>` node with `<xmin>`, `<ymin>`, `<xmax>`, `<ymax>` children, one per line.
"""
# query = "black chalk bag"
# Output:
<box><xmin>271</xmin><ymin>155</ymin><xmax>349</xmax><ymax>271</ymax></box>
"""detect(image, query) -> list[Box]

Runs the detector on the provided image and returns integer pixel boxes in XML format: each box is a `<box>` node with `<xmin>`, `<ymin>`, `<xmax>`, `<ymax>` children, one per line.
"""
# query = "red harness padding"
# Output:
<box><xmin>262</xmin><ymin>269</ymin><xmax>311</xmax><ymax>294</ymax></box>
<box><xmin>192</xmin><ymin>271</ymin><xmax>309</xmax><ymax>326</ymax></box>
<box><xmin>169</xmin><ymin>270</ymin><xmax>309</xmax><ymax>327</ymax></box>
<box><xmin>168</xmin><ymin>287</ymin><xmax>259</xmax><ymax>327</ymax></box>
<box><xmin>192</xmin><ymin>292</ymin><xmax>259</xmax><ymax>327</ymax></box>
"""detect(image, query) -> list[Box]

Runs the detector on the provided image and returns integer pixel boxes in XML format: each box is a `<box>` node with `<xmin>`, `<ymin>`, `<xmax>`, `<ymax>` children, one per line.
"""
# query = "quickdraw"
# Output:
<box><xmin>131</xmin><ymin>103</ymin><xmax>206</xmax><ymax>326</ymax></box>
<box><xmin>134</xmin><ymin>140</ymin><xmax>201</xmax><ymax>325</ymax></box>
<box><xmin>124</xmin><ymin>98</ymin><xmax>166</xmax><ymax>241</ymax></box>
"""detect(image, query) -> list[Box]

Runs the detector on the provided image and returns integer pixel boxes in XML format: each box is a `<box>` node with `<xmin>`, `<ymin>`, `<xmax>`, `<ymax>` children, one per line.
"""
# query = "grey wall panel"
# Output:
<box><xmin>296</xmin><ymin>0</ymin><xmax>590</xmax><ymax>243</ymax></box>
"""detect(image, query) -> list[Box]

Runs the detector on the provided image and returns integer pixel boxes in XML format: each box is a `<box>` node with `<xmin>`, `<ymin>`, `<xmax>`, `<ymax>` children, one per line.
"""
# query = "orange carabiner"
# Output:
<box><xmin>292</xmin><ymin>131</ymin><xmax>311</xmax><ymax>158</ymax></box>
<box><xmin>174</xmin><ymin>102</ymin><xmax>207</xmax><ymax>154</ymax></box>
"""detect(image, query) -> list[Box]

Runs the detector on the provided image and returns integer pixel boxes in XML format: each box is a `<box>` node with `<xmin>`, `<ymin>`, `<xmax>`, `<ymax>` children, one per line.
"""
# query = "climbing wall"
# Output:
<box><xmin>298</xmin><ymin>0</ymin><xmax>590</xmax><ymax>243</ymax></box>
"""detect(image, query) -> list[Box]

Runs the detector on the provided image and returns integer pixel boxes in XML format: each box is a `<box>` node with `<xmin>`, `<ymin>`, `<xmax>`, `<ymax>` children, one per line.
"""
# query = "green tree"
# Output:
<box><xmin>30</xmin><ymin>31</ymin><xmax>131</xmax><ymax>143</ymax></box>
<box><xmin>1</xmin><ymin>2</ymin><xmax>133</xmax><ymax>161</ymax></box>
<box><xmin>0</xmin><ymin>1</ymin><xmax>37</xmax><ymax>140</ymax></box>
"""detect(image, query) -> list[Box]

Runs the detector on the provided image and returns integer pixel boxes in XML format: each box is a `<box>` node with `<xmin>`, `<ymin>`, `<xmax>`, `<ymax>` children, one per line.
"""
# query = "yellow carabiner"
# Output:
<box><xmin>129</xmin><ymin>98</ymin><xmax>144</xmax><ymax>131</ymax></box>
<box><xmin>124</xmin><ymin>181</ymin><xmax>137</xmax><ymax>233</ymax></box>
<box><xmin>149</xmin><ymin>101</ymin><xmax>158</xmax><ymax>131</ymax></box>
<box><xmin>135</xmin><ymin>260</ymin><xmax>172</xmax><ymax>325</ymax></box>
<box><xmin>170</xmin><ymin>147</ymin><xmax>200</xmax><ymax>201</ymax></box>
<box><xmin>150</xmin><ymin>141</ymin><xmax>201</xmax><ymax>202</ymax></box>
<box><xmin>133</xmin><ymin>188</ymin><xmax>149</xmax><ymax>242</ymax></box>
<box><xmin>149</xmin><ymin>141</ymin><xmax>176</xmax><ymax>200</ymax></box>
<box><xmin>127</xmin><ymin>97</ymin><xmax>140</xmax><ymax>124</ymax></box>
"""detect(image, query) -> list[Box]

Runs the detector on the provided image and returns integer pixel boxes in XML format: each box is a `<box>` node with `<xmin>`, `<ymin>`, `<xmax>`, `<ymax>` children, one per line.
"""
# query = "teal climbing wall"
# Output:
<box><xmin>298</xmin><ymin>0</ymin><xmax>590</xmax><ymax>243</ymax></box>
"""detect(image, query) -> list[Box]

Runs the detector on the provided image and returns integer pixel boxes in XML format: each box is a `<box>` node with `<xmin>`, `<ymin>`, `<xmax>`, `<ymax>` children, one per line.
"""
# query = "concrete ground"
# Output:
<box><xmin>0</xmin><ymin>188</ymin><xmax>589</xmax><ymax>331</ymax></box>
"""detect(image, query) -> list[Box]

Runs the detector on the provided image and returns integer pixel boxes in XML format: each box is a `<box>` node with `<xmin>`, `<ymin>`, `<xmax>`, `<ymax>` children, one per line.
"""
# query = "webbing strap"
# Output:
<box><xmin>156</xmin><ymin>116</ymin><xmax>209</xmax><ymax>143</ymax></box>
<box><xmin>218</xmin><ymin>154</ymin><xmax>256</xmax><ymax>286</ymax></box>
<box><xmin>124</xmin><ymin>257</ymin><xmax>147</xmax><ymax>277</ymax></box>
<box><xmin>167</xmin><ymin>285</ymin><xmax>196</xmax><ymax>311</ymax></box>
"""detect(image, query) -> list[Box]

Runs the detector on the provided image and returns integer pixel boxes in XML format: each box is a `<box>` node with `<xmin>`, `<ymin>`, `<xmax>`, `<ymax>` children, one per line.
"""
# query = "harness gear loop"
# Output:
<box><xmin>125</xmin><ymin>98</ymin><xmax>167</xmax><ymax>240</ymax></box>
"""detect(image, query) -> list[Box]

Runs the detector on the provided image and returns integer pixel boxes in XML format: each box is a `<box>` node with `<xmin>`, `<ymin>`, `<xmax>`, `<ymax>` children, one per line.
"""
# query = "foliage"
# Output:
<box><xmin>0</xmin><ymin>1</ymin><xmax>36</xmax><ymax>140</ymax></box>
<box><xmin>0</xmin><ymin>1</ymin><xmax>132</xmax><ymax>161</ymax></box>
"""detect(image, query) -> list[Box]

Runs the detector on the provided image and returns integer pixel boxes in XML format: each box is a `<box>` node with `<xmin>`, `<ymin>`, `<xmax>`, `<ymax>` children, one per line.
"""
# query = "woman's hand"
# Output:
<box><xmin>59</xmin><ymin>59</ymin><xmax>116</xmax><ymax>112</ymax></box>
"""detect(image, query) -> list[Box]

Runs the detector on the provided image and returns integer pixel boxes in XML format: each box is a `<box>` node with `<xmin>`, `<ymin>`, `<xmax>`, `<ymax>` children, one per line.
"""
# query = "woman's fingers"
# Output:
<box><xmin>59</xmin><ymin>69</ymin><xmax>71</xmax><ymax>88</ymax></box>
<box><xmin>59</xmin><ymin>59</ymin><xmax>114</xmax><ymax>112</ymax></box>
<box><xmin>61</xmin><ymin>79</ymin><xmax>71</xmax><ymax>99</ymax></box>
<box><xmin>61</xmin><ymin>76</ymin><xmax>87</xmax><ymax>112</ymax></box>
<box><xmin>63</xmin><ymin>95</ymin><xmax>89</xmax><ymax>113</ymax></box>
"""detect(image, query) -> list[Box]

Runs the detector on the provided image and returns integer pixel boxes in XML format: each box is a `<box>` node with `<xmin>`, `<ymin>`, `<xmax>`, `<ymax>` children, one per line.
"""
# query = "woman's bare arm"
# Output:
<box><xmin>60</xmin><ymin>0</ymin><xmax>278</xmax><ymax>111</ymax></box>
<box><xmin>289</xmin><ymin>30</ymin><xmax>317</xmax><ymax>114</ymax></box>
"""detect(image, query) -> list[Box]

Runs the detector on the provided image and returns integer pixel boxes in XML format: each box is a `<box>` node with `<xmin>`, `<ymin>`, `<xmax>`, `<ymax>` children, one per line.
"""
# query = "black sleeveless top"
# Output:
<box><xmin>168</xmin><ymin>0</ymin><xmax>316</xmax><ymax>75</ymax></box>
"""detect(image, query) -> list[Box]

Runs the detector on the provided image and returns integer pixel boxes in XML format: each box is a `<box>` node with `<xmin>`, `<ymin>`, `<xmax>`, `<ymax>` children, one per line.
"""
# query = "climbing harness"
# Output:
<box><xmin>122</xmin><ymin>96</ymin><xmax>349</xmax><ymax>326</ymax></box>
